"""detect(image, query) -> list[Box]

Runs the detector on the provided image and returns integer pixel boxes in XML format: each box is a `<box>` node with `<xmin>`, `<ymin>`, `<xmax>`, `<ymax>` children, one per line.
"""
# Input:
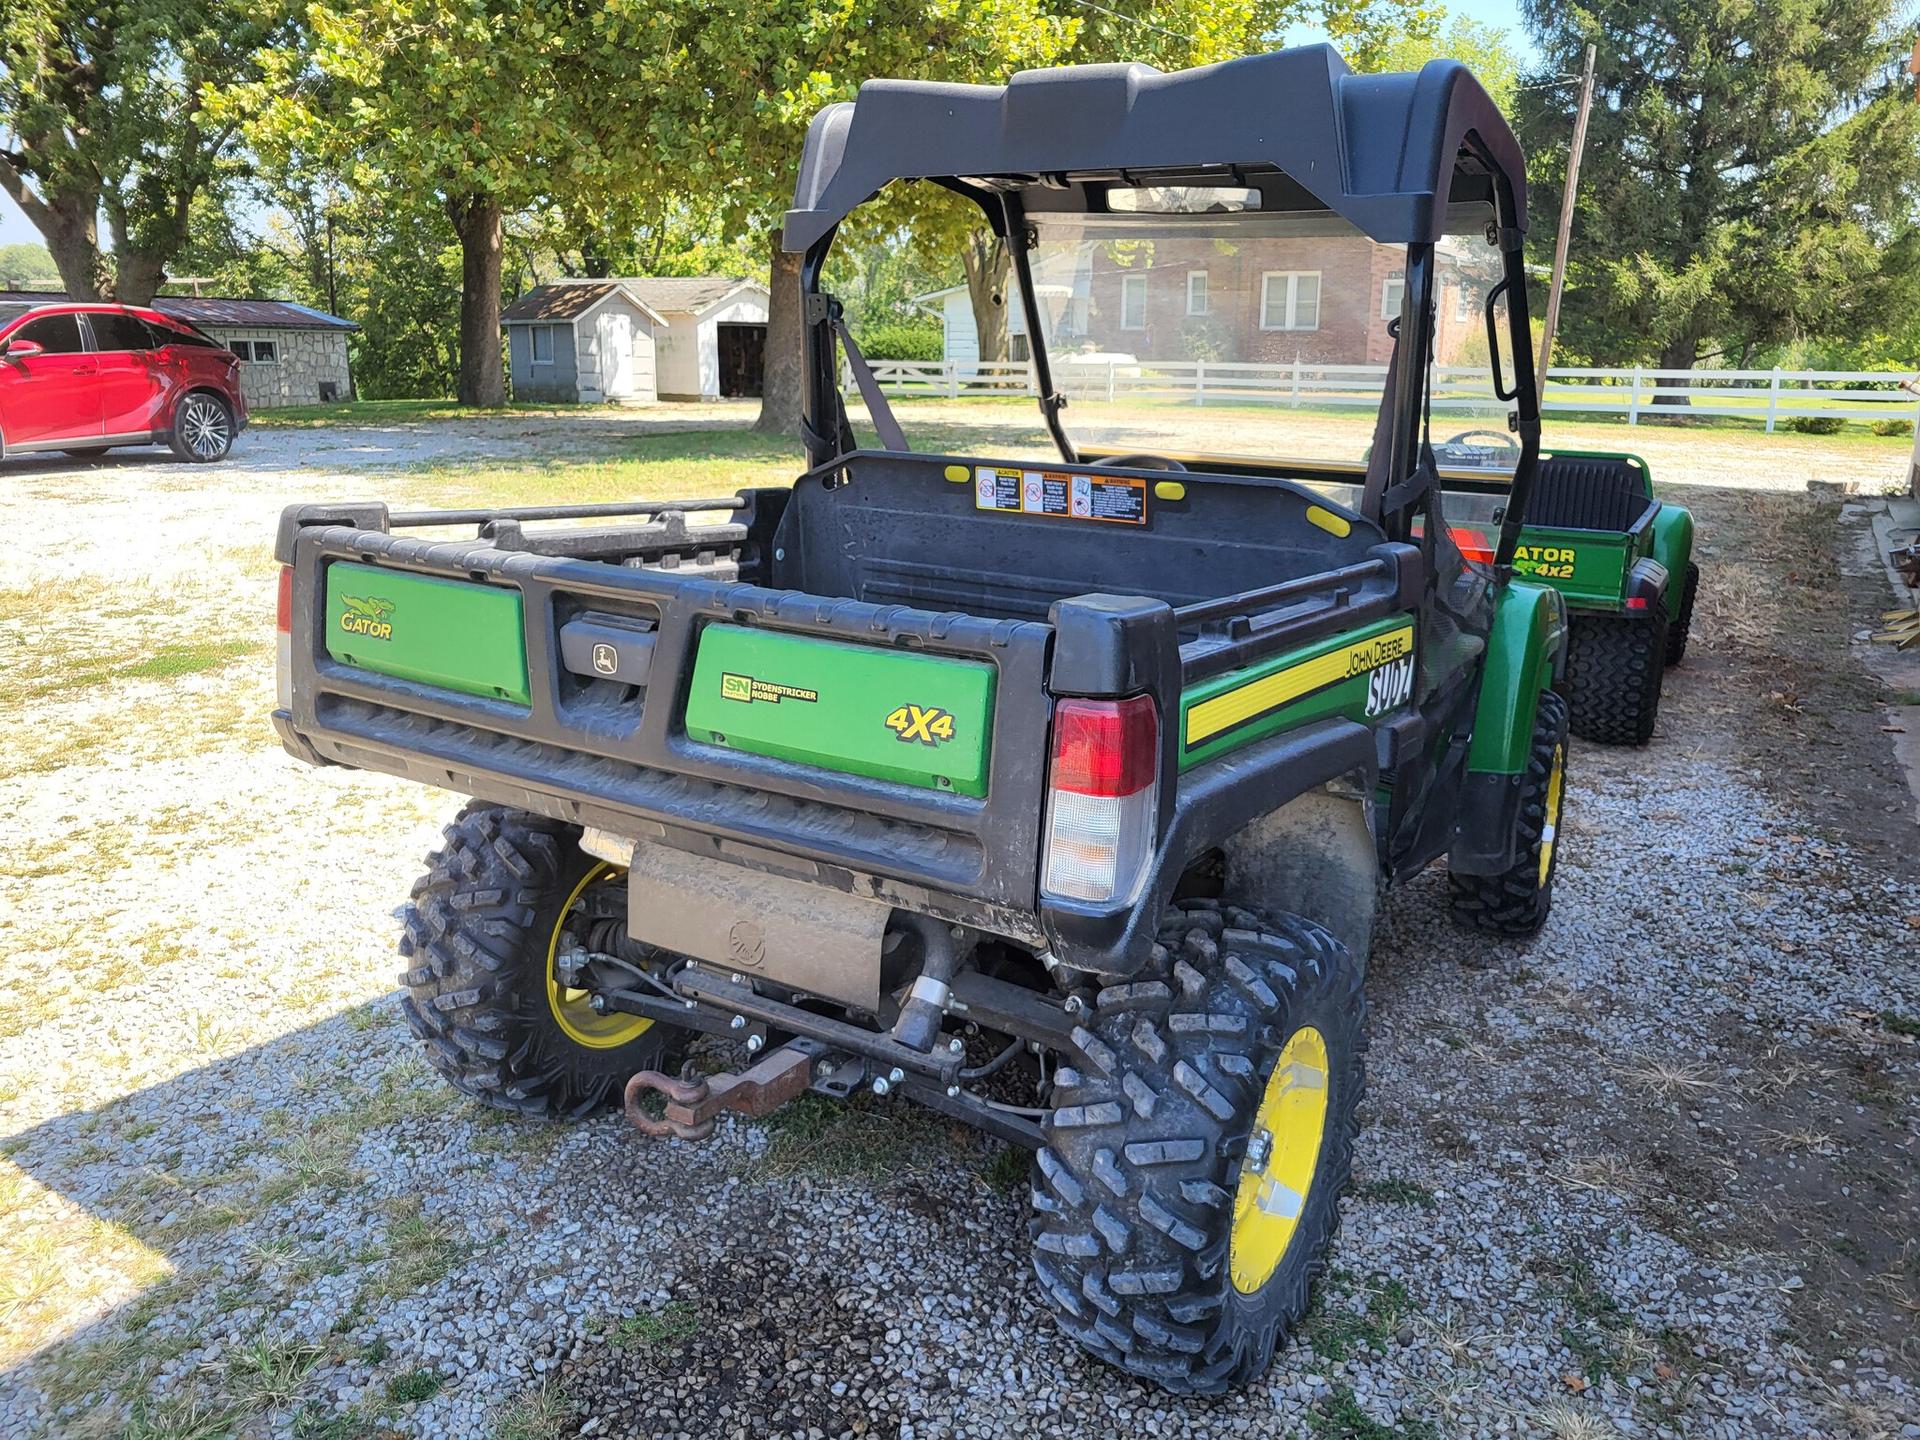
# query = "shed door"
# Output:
<box><xmin>603</xmin><ymin>312</ymin><xmax>634</xmax><ymax>397</ymax></box>
<box><xmin>717</xmin><ymin>322</ymin><xmax>766</xmax><ymax>397</ymax></box>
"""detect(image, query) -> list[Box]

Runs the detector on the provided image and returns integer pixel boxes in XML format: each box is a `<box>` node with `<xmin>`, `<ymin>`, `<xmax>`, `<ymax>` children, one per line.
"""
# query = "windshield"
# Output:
<box><xmin>1020</xmin><ymin>206</ymin><xmax>1514</xmax><ymax>477</ymax></box>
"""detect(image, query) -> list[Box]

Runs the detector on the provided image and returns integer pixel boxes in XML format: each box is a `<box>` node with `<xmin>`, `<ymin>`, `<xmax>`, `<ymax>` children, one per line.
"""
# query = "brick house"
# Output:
<box><xmin>1072</xmin><ymin>234</ymin><xmax>1489</xmax><ymax>366</ymax></box>
<box><xmin>929</xmin><ymin>236</ymin><xmax>1493</xmax><ymax>370</ymax></box>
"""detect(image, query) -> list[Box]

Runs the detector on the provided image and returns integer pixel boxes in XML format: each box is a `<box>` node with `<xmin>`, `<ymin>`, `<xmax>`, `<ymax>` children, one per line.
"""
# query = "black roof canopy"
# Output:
<box><xmin>782</xmin><ymin>44</ymin><xmax>1526</xmax><ymax>252</ymax></box>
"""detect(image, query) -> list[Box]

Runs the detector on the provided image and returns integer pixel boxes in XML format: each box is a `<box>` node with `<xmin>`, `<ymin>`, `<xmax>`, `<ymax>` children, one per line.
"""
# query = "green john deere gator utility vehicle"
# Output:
<box><xmin>1134</xmin><ymin>439</ymin><xmax>1698</xmax><ymax>747</ymax></box>
<box><xmin>1414</xmin><ymin>435</ymin><xmax>1697</xmax><ymax>747</ymax></box>
<box><xmin>276</xmin><ymin>45</ymin><xmax>1571</xmax><ymax>1393</ymax></box>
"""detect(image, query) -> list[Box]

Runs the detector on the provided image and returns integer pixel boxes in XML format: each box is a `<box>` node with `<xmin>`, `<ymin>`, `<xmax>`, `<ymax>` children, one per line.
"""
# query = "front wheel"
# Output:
<box><xmin>1030</xmin><ymin>900</ymin><xmax>1367</xmax><ymax>1394</ymax></box>
<box><xmin>399</xmin><ymin>802</ymin><xmax>683</xmax><ymax>1119</ymax></box>
<box><xmin>1665</xmin><ymin>562</ymin><xmax>1699</xmax><ymax>666</ymax></box>
<box><xmin>1449</xmin><ymin>688</ymin><xmax>1569</xmax><ymax>936</ymax></box>
<box><xmin>169</xmin><ymin>392</ymin><xmax>234</xmax><ymax>462</ymax></box>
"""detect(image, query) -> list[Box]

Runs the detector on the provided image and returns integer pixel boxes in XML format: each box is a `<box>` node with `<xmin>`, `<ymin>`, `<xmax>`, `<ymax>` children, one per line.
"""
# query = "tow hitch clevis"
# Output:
<box><xmin>622</xmin><ymin>1044</ymin><xmax>814</xmax><ymax>1140</ymax></box>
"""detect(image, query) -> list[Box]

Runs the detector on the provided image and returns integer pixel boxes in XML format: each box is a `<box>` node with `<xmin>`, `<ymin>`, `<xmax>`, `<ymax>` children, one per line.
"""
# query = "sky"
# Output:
<box><xmin>0</xmin><ymin>0</ymin><xmax>1533</xmax><ymax>256</ymax></box>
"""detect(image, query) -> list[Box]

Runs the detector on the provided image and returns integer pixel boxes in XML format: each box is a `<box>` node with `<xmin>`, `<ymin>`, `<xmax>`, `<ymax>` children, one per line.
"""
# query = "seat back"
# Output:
<box><xmin>1526</xmin><ymin>455</ymin><xmax>1654</xmax><ymax>533</ymax></box>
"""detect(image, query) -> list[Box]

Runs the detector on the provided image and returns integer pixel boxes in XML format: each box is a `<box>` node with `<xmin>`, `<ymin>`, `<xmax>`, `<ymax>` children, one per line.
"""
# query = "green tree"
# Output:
<box><xmin>0</xmin><ymin>241</ymin><xmax>59</xmax><ymax>286</ymax></box>
<box><xmin>1518</xmin><ymin>0</ymin><xmax>1920</xmax><ymax>380</ymax></box>
<box><xmin>1368</xmin><ymin>15</ymin><xmax>1519</xmax><ymax>110</ymax></box>
<box><xmin>232</xmin><ymin>0</ymin><xmax>672</xmax><ymax>406</ymax></box>
<box><xmin>0</xmin><ymin>0</ymin><xmax>297</xmax><ymax>301</ymax></box>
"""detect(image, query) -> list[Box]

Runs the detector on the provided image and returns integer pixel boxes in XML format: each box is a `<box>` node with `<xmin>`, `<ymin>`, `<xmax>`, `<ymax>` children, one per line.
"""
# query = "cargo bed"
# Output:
<box><xmin>275</xmin><ymin>452</ymin><xmax>1420</xmax><ymax>943</ymax></box>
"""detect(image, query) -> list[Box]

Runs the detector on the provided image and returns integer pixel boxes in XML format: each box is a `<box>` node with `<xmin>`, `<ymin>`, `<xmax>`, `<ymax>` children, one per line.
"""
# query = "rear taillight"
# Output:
<box><xmin>1624</xmin><ymin>595</ymin><xmax>1649</xmax><ymax>611</ymax></box>
<box><xmin>275</xmin><ymin>566</ymin><xmax>294</xmax><ymax>710</ymax></box>
<box><xmin>1448</xmin><ymin>526</ymin><xmax>1495</xmax><ymax>564</ymax></box>
<box><xmin>1041</xmin><ymin>695</ymin><xmax>1159</xmax><ymax>904</ymax></box>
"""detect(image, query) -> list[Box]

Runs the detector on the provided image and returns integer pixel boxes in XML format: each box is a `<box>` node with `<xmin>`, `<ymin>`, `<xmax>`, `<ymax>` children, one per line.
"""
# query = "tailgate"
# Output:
<box><xmin>277</xmin><ymin>511</ymin><xmax>1053</xmax><ymax>916</ymax></box>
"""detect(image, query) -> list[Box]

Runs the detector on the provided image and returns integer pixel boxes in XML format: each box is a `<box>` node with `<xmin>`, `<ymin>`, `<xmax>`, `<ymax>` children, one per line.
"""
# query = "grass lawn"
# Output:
<box><xmin>250</xmin><ymin>397</ymin><xmax>596</xmax><ymax>428</ymax></box>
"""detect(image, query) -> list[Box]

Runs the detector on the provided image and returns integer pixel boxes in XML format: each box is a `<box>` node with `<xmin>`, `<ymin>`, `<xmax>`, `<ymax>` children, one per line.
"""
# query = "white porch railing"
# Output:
<box><xmin>849</xmin><ymin>359</ymin><xmax>1919</xmax><ymax>431</ymax></box>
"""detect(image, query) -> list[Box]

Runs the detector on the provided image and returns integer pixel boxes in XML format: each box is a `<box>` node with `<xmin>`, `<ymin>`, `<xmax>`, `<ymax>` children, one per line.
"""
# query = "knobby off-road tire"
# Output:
<box><xmin>1448</xmin><ymin>688</ymin><xmax>1570</xmax><ymax>937</ymax></box>
<box><xmin>1031</xmin><ymin>901</ymin><xmax>1367</xmax><ymax>1394</ymax></box>
<box><xmin>1664</xmin><ymin>562</ymin><xmax>1699</xmax><ymax>666</ymax></box>
<box><xmin>1563</xmin><ymin>599</ymin><xmax>1668</xmax><ymax>746</ymax></box>
<box><xmin>399</xmin><ymin>802</ymin><xmax>679</xmax><ymax>1119</ymax></box>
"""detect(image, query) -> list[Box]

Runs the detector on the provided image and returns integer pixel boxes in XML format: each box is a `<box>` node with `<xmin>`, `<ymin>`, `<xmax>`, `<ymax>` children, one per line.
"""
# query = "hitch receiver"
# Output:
<box><xmin>623</xmin><ymin>1044</ymin><xmax>813</xmax><ymax>1140</ymax></box>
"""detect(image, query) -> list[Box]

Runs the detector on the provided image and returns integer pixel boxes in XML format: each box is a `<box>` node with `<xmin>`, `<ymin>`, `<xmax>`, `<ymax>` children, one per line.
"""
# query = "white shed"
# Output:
<box><xmin>502</xmin><ymin>281</ymin><xmax>665</xmax><ymax>404</ymax></box>
<box><xmin>503</xmin><ymin>276</ymin><xmax>770</xmax><ymax>405</ymax></box>
<box><xmin>620</xmin><ymin>278</ymin><xmax>770</xmax><ymax>400</ymax></box>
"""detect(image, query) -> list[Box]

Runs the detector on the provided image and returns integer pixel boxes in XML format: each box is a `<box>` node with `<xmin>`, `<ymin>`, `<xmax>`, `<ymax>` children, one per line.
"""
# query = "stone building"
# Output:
<box><xmin>0</xmin><ymin>291</ymin><xmax>355</xmax><ymax>408</ymax></box>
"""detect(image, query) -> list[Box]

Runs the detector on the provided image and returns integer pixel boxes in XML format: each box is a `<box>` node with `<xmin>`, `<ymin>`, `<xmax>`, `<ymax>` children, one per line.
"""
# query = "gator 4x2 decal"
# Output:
<box><xmin>885</xmin><ymin>704</ymin><xmax>956</xmax><ymax>746</ymax></box>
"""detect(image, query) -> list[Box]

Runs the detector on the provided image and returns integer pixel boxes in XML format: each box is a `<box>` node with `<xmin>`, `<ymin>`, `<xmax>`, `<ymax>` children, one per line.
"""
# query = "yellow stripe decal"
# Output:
<box><xmin>1184</xmin><ymin>624</ymin><xmax>1416</xmax><ymax>747</ymax></box>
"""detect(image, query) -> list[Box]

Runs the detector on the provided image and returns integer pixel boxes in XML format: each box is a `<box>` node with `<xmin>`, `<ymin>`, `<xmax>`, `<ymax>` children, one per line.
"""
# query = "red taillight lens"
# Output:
<box><xmin>1448</xmin><ymin>526</ymin><xmax>1495</xmax><ymax>564</ymax></box>
<box><xmin>276</xmin><ymin>565</ymin><xmax>294</xmax><ymax>633</ymax></box>
<box><xmin>1049</xmin><ymin>695</ymin><xmax>1159</xmax><ymax>797</ymax></box>
<box><xmin>1624</xmin><ymin>595</ymin><xmax>1648</xmax><ymax>611</ymax></box>
<box><xmin>1042</xmin><ymin>696</ymin><xmax>1160</xmax><ymax>904</ymax></box>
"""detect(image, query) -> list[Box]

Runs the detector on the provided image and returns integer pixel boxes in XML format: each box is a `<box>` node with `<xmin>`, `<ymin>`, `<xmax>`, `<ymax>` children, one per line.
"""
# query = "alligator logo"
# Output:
<box><xmin>339</xmin><ymin>594</ymin><xmax>395</xmax><ymax>640</ymax></box>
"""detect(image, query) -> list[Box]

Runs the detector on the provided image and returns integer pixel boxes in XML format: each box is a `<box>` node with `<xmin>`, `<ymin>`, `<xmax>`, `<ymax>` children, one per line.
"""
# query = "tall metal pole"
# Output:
<box><xmin>1536</xmin><ymin>43</ymin><xmax>1597</xmax><ymax>387</ymax></box>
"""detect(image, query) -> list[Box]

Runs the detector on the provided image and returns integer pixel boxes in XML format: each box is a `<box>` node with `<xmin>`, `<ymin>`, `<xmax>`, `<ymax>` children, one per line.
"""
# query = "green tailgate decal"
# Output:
<box><xmin>1181</xmin><ymin>615</ymin><xmax>1417</xmax><ymax>768</ymax></box>
<box><xmin>686</xmin><ymin>625</ymin><xmax>995</xmax><ymax>797</ymax></box>
<box><xmin>324</xmin><ymin>562</ymin><xmax>529</xmax><ymax>705</ymax></box>
<box><xmin>1447</xmin><ymin>523</ymin><xmax>1630</xmax><ymax>608</ymax></box>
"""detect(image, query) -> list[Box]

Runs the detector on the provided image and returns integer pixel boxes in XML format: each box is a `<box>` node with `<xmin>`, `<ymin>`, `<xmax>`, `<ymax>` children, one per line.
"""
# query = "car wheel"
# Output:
<box><xmin>170</xmin><ymin>393</ymin><xmax>234</xmax><ymax>462</ymax></box>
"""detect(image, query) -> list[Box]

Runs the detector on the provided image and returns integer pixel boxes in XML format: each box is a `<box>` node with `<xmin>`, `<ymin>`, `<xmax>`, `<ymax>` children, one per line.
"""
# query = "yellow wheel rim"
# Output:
<box><xmin>546</xmin><ymin>861</ymin><xmax>654</xmax><ymax>1049</ymax></box>
<box><xmin>1229</xmin><ymin>1026</ymin><xmax>1331</xmax><ymax>1294</ymax></box>
<box><xmin>1538</xmin><ymin>742</ymin><xmax>1566</xmax><ymax>889</ymax></box>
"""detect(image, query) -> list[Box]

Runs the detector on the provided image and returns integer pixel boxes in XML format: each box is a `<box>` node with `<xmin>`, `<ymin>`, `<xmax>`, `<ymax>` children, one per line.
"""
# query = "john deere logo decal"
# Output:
<box><xmin>886</xmin><ymin>704</ymin><xmax>956</xmax><ymax>746</ymax></box>
<box><xmin>720</xmin><ymin>671</ymin><xmax>818</xmax><ymax>705</ymax></box>
<box><xmin>1342</xmin><ymin>629</ymin><xmax>1413</xmax><ymax>677</ymax></box>
<box><xmin>339</xmin><ymin>594</ymin><xmax>395</xmax><ymax>640</ymax></box>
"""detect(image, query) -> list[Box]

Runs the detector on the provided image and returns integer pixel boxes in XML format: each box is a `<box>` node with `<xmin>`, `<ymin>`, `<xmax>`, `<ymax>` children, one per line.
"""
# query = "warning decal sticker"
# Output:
<box><xmin>973</xmin><ymin>466</ymin><xmax>1146</xmax><ymax>525</ymax></box>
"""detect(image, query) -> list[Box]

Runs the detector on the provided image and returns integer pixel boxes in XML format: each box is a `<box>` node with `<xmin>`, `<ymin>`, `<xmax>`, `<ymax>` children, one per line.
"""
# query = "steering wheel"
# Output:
<box><xmin>1098</xmin><ymin>453</ymin><xmax>1188</xmax><ymax>472</ymax></box>
<box><xmin>1441</xmin><ymin>429</ymin><xmax>1519</xmax><ymax>456</ymax></box>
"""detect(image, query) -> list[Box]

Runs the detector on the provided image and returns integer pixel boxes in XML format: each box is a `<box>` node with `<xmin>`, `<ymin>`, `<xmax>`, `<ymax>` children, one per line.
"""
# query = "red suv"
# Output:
<box><xmin>0</xmin><ymin>302</ymin><xmax>248</xmax><ymax>463</ymax></box>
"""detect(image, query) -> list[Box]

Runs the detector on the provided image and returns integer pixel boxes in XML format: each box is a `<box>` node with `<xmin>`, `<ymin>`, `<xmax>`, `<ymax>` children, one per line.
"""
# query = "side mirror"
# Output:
<box><xmin>2</xmin><ymin>338</ymin><xmax>44</xmax><ymax>359</ymax></box>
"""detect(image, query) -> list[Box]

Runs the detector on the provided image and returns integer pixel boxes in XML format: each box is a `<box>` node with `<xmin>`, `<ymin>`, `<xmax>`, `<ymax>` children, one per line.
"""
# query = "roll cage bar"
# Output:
<box><xmin>782</xmin><ymin>43</ymin><xmax>1544</xmax><ymax>569</ymax></box>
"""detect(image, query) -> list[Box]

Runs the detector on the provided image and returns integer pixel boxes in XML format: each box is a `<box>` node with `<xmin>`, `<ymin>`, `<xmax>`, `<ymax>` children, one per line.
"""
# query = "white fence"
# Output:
<box><xmin>850</xmin><ymin>359</ymin><xmax>1919</xmax><ymax>431</ymax></box>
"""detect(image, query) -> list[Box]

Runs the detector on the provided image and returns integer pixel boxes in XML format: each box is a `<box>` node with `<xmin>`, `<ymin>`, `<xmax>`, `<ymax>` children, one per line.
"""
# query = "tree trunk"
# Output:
<box><xmin>1</xmin><ymin>174</ymin><xmax>108</xmax><ymax>299</ymax></box>
<box><xmin>449</xmin><ymin>194</ymin><xmax>507</xmax><ymax>408</ymax></box>
<box><xmin>961</xmin><ymin>229</ymin><xmax>1010</xmax><ymax>381</ymax></box>
<box><xmin>1649</xmin><ymin>329</ymin><xmax>1700</xmax><ymax>412</ymax></box>
<box><xmin>754</xmin><ymin>238</ymin><xmax>804</xmax><ymax>437</ymax></box>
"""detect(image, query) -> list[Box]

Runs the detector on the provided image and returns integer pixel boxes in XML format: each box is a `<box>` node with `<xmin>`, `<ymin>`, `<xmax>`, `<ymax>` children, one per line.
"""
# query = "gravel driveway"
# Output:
<box><xmin>1</xmin><ymin>419</ymin><xmax>1916</xmax><ymax>1440</ymax></box>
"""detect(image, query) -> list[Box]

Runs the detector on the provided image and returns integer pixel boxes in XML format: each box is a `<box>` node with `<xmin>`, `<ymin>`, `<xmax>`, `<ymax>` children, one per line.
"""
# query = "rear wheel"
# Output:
<box><xmin>1562</xmin><ymin>600</ymin><xmax>1668</xmax><ymax>745</ymax></box>
<box><xmin>1030</xmin><ymin>900</ymin><xmax>1366</xmax><ymax>1394</ymax></box>
<box><xmin>1449</xmin><ymin>689</ymin><xmax>1569</xmax><ymax>936</ymax></box>
<box><xmin>1664</xmin><ymin>562</ymin><xmax>1699</xmax><ymax>666</ymax></box>
<box><xmin>169</xmin><ymin>392</ymin><xmax>234</xmax><ymax>462</ymax></box>
<box><xmin>399</xmin><ymin>802</ymin><xmax>683</xmax><ymax>1119</ymax></box>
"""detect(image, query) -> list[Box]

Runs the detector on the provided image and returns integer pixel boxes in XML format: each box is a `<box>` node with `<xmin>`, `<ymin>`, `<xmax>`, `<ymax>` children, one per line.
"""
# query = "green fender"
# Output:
<box><xmin>1465</xmin><ymin>580</ymin><xmax>1567</xmax><ymax>775</ymax></box>
<box><xmin>1649</xmin><ymin>500</ymin><xmax>1695</xmax><ymax>614</ymax></box>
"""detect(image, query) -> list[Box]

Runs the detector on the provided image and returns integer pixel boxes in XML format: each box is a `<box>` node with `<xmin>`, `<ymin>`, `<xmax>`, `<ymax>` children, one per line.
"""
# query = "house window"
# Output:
<box><xmin>237</xmin><ymin>339</ymin><xmax>278</xmax><ymax>364</ymax></box>
<box><xmin>1186</xmin><ymin>271</ymin><xmax>1209</xmax><ymax>316</ymax></box>
<box><xmin>530</xmin><ymin>325</ymin><xmax>554</xmax><ymax>364</ymax></box>
<box><xmin>1260</xmin><ymin>272</ymin><xmax>1321</xmax><ymax>331</ymax></box>
<box><xmin>1119</xmin><ymin>274</ymin><xmax>1147</xmax><ymax>331</ymax></box>
<box><xmin>1381</xmin><ymin>274</ymin><xmax>1405</xmax><ymax>321</ymax></box>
